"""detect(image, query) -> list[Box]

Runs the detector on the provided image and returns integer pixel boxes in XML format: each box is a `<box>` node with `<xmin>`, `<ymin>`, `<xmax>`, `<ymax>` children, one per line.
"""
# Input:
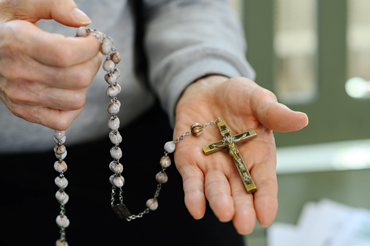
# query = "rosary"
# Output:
<box><xmin>53</xmin><ymin>27</ymin><xmax>257</xmax><ymax>246</ymax></box>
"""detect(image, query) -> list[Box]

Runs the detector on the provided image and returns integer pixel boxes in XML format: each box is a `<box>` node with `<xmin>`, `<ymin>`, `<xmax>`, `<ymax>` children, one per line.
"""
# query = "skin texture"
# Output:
<box><xmin>0</xmin><ymin>0</ymin><xmax>101</xmax><ymax>130</ymax></box>
<box><xmin>0</xmin><ymin>0</ymin><xmax>309</xmax><ymax>236</ymax></box>
<box><xmin>174</xmin><ymin>75</ymin><xmax>308</xmax><ymax>234</ymax></box>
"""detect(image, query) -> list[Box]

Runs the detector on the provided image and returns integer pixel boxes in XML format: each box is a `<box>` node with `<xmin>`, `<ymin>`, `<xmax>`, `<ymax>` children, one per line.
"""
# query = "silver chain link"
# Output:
<box><xmin>202</xmin><ymin>118</ymin><xmax>219</xmax><ymax>128</ymax></box>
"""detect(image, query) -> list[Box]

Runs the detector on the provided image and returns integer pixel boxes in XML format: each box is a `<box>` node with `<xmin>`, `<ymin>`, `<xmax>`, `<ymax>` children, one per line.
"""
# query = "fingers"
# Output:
<box><xmin>250</xmin><ymin>87</ymin><xmax>309</xmax><ymax>132</ymax></box>
<box><xmin>1</xmin><ymin>21</ymin><xmax>101</xmax><ymax>68</ymax></box>
<box><xmin>229</xmin><ymin>172</ymin><xmax>256</xmax><ymax>234</ymax></box>
<box><xmin>182</xmin><ymin>168</ymin><xmax>206</xmax><ymax>220</ymax></box>
<box><xmin>27</xmin><ymin>25</ymin><xmax>101</xmax><ymax>67</ymax></box>
<box><xmin>205</xmin><ymin>170</ymin><xmax>235</xmax><ymax>222</ymax></box>
<box><xmin>0</xmin><ymin>0</ymin><xmax>91</xmax><ymax>26</ymax></box>
<box><xmin>10</xmin><ymin>104</ymin><xmax>82</xmax><ymax>130</ymax></box>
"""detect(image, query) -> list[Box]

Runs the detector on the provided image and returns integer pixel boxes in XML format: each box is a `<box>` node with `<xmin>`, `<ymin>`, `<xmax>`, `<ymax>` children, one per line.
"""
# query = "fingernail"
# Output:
<box><xmin>298</xmin><ymin>112</ymin><xmax>309</xmax><ymax>127</ymax></box>
<box><xmin>72</xmin><ymin>8</ymin><xmax>91</xmax><ymax>25</ymax></box>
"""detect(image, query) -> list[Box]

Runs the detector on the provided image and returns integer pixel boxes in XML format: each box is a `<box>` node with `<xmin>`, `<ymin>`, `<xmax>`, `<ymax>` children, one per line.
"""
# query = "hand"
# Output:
<box><xmin>0</xmin><ymin>0</ymin><xmax>101</xmax><ymax>130</ymax></box>
<box><xmin>174</xmin><ymin>75</ymin><xmax>308</xmax><ymax>234</ymax></box>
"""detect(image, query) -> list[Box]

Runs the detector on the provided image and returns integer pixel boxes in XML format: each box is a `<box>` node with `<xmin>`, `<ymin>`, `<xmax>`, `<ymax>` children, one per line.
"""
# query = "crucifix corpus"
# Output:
<box><xmin>202</xmin><ymin>117</ymin><xmax>257</xmax><ymax>194</ymax></box>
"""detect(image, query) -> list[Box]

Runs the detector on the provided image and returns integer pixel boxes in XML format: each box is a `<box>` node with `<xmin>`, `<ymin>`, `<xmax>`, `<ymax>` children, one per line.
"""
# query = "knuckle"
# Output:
<box><xmin>54</xmin><ymin>49</ymin><xmax>74</xmax><ymax>67</ymax></box>
<box><xmin>68</xmin><ymin>90</ymin><xmax>86</xmax><ymax>110</ymax></box>
<box><xmin>74</xmin><ymin>71</ymin><xmax>92</xmax><ymax>89</ymax></box>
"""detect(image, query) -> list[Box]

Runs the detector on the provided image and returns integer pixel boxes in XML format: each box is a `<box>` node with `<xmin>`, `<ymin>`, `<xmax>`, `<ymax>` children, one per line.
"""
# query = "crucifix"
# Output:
<box><xmin>202</xmin><ymin>117</ymin><xmax>257</xmax><ymax>194</ymax></box>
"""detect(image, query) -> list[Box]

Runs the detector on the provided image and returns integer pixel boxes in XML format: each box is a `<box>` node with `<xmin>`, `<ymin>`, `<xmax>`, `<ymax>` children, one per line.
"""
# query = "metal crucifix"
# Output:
<box><xmin>202</xmin><ymin>117</ymin><xmax>257</xmax><ymax>194</ymax></box>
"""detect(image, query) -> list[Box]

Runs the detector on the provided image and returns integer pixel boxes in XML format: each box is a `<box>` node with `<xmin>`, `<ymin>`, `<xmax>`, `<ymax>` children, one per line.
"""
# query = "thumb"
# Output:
<box><xmin>1</xmin><ymin>0</ymin><xmax>91</xmax><ymax>27</ymax></box>
<box><xmin>251</xmin><ymin>90</ymin><xmax>309</xmax><ymax>132</ymax></box>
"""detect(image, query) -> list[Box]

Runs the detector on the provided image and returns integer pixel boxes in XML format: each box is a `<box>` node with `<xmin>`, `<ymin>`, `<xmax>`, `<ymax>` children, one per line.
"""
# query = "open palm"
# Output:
<box><xmin>173</xmin><ymin>76</ymin><xmax>308</xmax><ymax>234</ymax></box>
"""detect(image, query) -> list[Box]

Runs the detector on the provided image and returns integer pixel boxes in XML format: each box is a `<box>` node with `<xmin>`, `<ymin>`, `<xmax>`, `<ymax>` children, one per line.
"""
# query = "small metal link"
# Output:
<box><xmin>60</xmin><ymin>204</ymin><xmax>66</xmax><ymax>216</ymax></box>
<box><xmin>59</xmin><ymin>228</ymin><xmax>66</xmax><ymax>241</ymax></box>
<box><xmin>119</xmin><ymin>187</ymin><xmax>124</xmax><ymax>204</ymax></box>
<box><xmin>154</xmin><ymin>184</ymin><xmax>162</xmax><ymax>199</ymax></box>
<box><xmin>126</xmin><ymin>208</ymin><xmax>150</xmax><ymax>221</ymax></box>
<box><xmin>173</xmin><ymin>131</ymin><xmax>191</xmax><ymax>144</ymax></box>
<box><xmin>202</xmin><ymin>118</ymin><xmax>219</xmax><ymax>128</ymax></box>
<box><xmin>111</xmin><ymin>186</ymin><xmax>116</xmax><ymax>205</ymax></box>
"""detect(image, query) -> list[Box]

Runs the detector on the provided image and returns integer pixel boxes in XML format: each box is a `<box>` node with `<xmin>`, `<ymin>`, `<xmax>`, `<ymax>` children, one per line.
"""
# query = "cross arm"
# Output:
<box><xmin>203</xmin><ymin>139</ymin><xmax>226</xmax><ymax>155</ymax></box>
<box><xmin>232</xmin><ymin>129</ymin><xmax>257</xmax><ymax>143</ymax></box>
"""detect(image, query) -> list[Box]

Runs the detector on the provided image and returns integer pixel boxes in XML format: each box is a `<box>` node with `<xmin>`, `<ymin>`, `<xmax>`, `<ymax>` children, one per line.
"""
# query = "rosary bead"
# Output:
<box><xmin>54</xmin><ymin>136</ymin><xmax>66</xmax><ymax>145</ymax></box>
<box><xmin>164</xmin><ymin>141</ymin><xmax>176</xmax><ymax>153</ymax></box>
<box><xmin>109</xmin><ymin>174</ymin><xmax>125</xmax><ymax>188</ymax></box>
<box><xmin>103</xmin><ymin>59</ymin><xmax>115</xmax><ymax>72</ymax></box>
<box><xmin>107</xmin><ymin>101</ymin><xmax>121</xmax><ymax>115</ymax></box>
<box><xmin>146</xmin><ymin>199</ymin><xmax>158</xmax><ymax>211</ymax></box>
<box><xmin>113</xmin><ymin>68</ymin><xmax>121</xmax><ymax>78</ymax></box>
<box><xmin>54</xmin><ymin>131</ymin><xmax>65</xmax><ymax>140</ymax></box>
<box><xmin>104</xmin><ymin>73</ymin><xmax>117</xmax><ymax>86</ymax></box>
<box><xmin>76</xmin><ymin>27</ymin><xmax>88</xmax><ymax>37</ymax></box>
<box><xmin>56</xmin><ymin>239</ymin><xmax>69</xmax><ymax>246</ymax></box>
<box><xmin>160</xmin><ymin>156</ymin><xmax>171</xmax><ymax>168</ymax></box>
<box><xmin>190</xmin><ymin>123</ymin><xmax>203</xmax><ymax>136</ymax></box>
<box><xmin>115</xmin><ymin>99</ymin><xmax>121</xmax><ymax>108</ymax></box>
<box><xmin>109</xmin><ymin>161</ymin><xmax>123</xmax><ymax>174</ymax></box>
<box><xmin>101</xmin><ymin>39</ymin><xmax>113</xmax><ymax>55</ymax></box>
<box><xmin>55</xmin><ymin>176</ymin><xmax>68</xmax><ymax>189</ymax></box>
<box><xmin>110</xmin><ymin>52</ymin><xmax>121</xmax><ymax>64</ymax></box>
<box><xmin>108</xmin><ymin>117</ymin><xmax>120</xmax><ymax>131</ymax></box>
<box><xmin>109</xmin><ymin>131</ymin><xmax>123</xmax><ymax>145</ymax></box>
<box><xmin>107</xmin><ymin>103</ymin><xmax>119</xmax><ymax>115</ymax></box>
<box><xmin>55</xmin><ymin>190</ymin><xmax>69</xmax><ymax>205</ymax></box>
<box><xmin>54</xmin><ymin>145</ymin><xmax>66</xmax><ymax>155</ymax></box>
<box><xmin>54</xmin><ymin>161</ymin><xmax>68</xmax><ymax>173</ymax></box>
<box><xmin>56</xmin><ymin>215</ymin><xmax>70</xmax><ymax>229</ymax></box>
<box><xmin>110</xmin><ymin>147</ymin><xmax>122</xmax><ymax>160</ymax></box>
<box><xmin>106</xmin><ymin>85</ymin><xmax>120</xmax><ymax>98</ymax></box>
<box><xmin>156</xmin><ymin>171</ymin><xmax>168</xmax><ymax>183</ymax></box>
<box><xmin>55</xmin><ymin>150</ymin><xmax>67</xmax><ymax>160</ymax></box>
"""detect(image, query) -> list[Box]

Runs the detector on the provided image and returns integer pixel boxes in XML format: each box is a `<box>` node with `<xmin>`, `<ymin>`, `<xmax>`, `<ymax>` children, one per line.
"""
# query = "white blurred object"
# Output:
<box><xmin>267</xmin><ymin>199</ymin><xmax>370</xmax><ymax>246</ymax></box>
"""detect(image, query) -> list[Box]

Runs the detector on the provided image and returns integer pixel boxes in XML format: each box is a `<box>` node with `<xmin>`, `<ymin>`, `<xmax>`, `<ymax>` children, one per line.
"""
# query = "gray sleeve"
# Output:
<box><xmin>144</xmin><ymin>0</ymin><xmax>256</xmax><ymax>127</ymax></box>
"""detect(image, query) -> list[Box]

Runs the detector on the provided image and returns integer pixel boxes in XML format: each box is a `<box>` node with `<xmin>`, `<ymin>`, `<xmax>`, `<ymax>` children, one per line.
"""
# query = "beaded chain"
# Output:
<box><xmin>51</xmin><ymin>27</ymin><xmax>220</xmax><ymax>246</ymax></box>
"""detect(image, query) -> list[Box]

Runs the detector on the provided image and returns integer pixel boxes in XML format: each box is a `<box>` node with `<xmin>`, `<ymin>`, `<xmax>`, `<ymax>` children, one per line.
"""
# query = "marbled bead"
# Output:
<box><xmin>76</xmin><ymin>27</ymin><xmax>88</xmax><ymax>37</ymax></box>
<box><xmin>55</xmin><ymin>190</ymin><xmax>69</xmax><ymax>205</ymax></box>
<box><xmin>107</xmin><ymin>102</ymin><xmax>120</xmax><ymax>115</ymax></box>
<box><xmin>146</xmin><ymin>198</ymin><xmax>158</xmax><ymax>211</ymax></box>
<box><xmin>115</xmin><ymin>99</ymin><xmax>121</xmax><ymax>108</ymax></box>
<box><xmin>101</xmin><ymin>40</ymin><xmax>113</xmax><ymax>55</ymax></box>
<box><xmin>164</xmin><ymin>141</ymin><xmax>176</xmax><ymax>153</ymax></box>
<box><xmin>54</xmin><ymin>131</ymin><xmax>65</xmax><ymax>140</ymax></box>
<box><xmin>55</xmin><ymin>176</ymin><xmax>68</xmax><ymax>189</ymax></box>
<box><xmin>56</xmin><ymin>215</ymin><xmax>70</xmax><ymax>228</ymax></box>
<box><xmin>110</xmin><ymin>147</ymin><xmax>122</xmax><ymax>160</ymax></box>
<box><xmin>54</xmin><ymin>145</ymin><xmax>66</xmax><ymax>155</ymax></box>
<box><xmin>109</xmin><ymin>161</ymin><xmax>123</xmax><ymax>174</ymax></box>
<box><xmin>190</xmin><ymin>123</ymin><xmax>203</xmax><ymax>136</ymax></box>
<box><xmin>106</xmin><ymin>85</ymin><xmax>120</xmax><ymax>98</ymax></box>
<box><xmin>156</xmin><ymin>171</ymin><xmax>168</xmax><ymax>183</ymax></box>
<box><xmin>103</xmin><ymin>59</ymin><xmax>115</xmax><ymax>72</ymax></box>
<box><xmin>113</xmin><ymin>68</ymin><xmax>121</xmax><ymax>78</ymax></box>
<box><xmin>108</xmin><ymin>117</ymin><xmax>120</xmax><ymax>131</ymax></box>
<box><xmin>54</xmin><ymin>136</ymin><xmax>66</xmax><ymax>145</ymax></box>
<box><xmin>56</xmin><ymin>239</ymin><xmax>69</xmax><ymax>246</ymax></box>
<box><xmin>160</xmin><ymin>156</ymin><xmax>171</xmax><ymax>168</ymax></box>
<box><xmin>110</xmin><ymin>174</ymin><xmax>125</xmax><ymax>188</ymax></box>
<box><xmin>55</xmin><ymin>150</ymin><xmax>67</xmax><ymax>160</ymax></box>
<box><xmin>109</xmin><ymin>131</ymin><xmax>123</xmax><ymax>145</ymax></box>
<box><xmin>104</xmin><ymin>73</ymin><xmax>117</xmax><ymax>86</ymax></box>
<box><xmin>110</xmin><ymin>52</ymin><xmax>121</xmax><ymax>64</ymax></box>
<box><xmin>54</xmin><ymin>161</ymin><xmax>68</xmax><ymax>173</ymax></box>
